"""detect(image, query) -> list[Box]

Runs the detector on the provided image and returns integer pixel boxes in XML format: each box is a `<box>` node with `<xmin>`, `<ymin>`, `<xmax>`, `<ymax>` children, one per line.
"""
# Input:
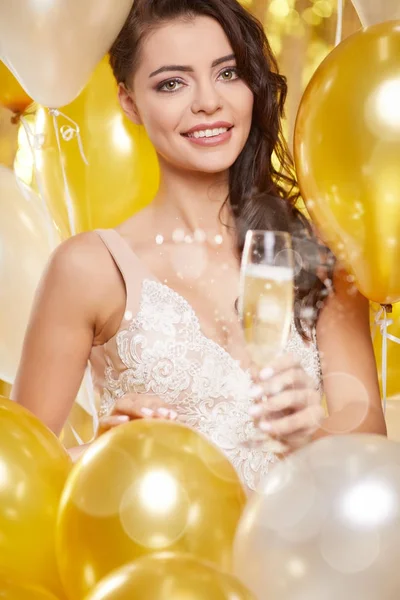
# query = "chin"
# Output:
<box><xmin>184</xmin><ymin>152</ymin><xmax>240</xmax><ymax>174</ymax></box>
<box><xmin>192</xmin><ymin>161</ymin><xmax>233</xmax><ymax>174</ymax></box>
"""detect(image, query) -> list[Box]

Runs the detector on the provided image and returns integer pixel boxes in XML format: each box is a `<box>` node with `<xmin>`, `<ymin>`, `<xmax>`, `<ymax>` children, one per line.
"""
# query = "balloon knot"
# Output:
<box><xmin>381</xmin><ymin>303</ymin><xmax>393</xmax><ymax>314</ymax></box>
<box><xmin>11</xmin><ymin>112</ymin><xmax>21</xmax><ymax>125</ymax></box>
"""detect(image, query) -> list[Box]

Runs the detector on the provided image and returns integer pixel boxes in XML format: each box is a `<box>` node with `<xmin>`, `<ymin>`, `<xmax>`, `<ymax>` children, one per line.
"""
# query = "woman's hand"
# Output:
<box><xmin>98</xmin><ymin>394</ymin><xmax>177</xmax><ymax>436</ymax></box>
<box><xmin>249</xmin><ymin>354</ymin><xmax>324</xmax><ymax>453</ymax></box>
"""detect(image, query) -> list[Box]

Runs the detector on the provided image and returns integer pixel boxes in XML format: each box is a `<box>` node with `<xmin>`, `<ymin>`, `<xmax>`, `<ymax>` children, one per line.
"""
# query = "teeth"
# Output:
<box><xmin>190</xmin><ymin>127</ymin><xmax>228</xmax><ymax>139</ymax></box>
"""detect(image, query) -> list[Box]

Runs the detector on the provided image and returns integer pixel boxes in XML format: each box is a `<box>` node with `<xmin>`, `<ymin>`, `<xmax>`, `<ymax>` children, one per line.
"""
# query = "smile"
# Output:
<box><xmin>181</xmin><ymin>123</ymin><xmax>233</xmax><ymax>147</ymax></box>
<box><xmin>186</xmin><ymin>127</ymin><xmax>229</xmax><ymax>139</ymax></box>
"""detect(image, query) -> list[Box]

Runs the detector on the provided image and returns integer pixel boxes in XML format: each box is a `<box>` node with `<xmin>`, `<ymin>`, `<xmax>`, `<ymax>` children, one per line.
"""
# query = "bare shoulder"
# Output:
<box><xmin>48</xmin><ymin>230</ymin><xmax>124</xmax><ymax>286</ymax></box>
<box><xmin>49</xmin><ymin>230</ymin><xmax>109</xmax><ymax>273</ymax></box>
<box><xmin>41</xmin><ymin>231</ymin><xmax>126</xmax><ymax>339</ymax></box>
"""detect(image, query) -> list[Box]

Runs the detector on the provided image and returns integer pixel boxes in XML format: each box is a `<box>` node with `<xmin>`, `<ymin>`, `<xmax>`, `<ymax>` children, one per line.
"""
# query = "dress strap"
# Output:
<box><xmin>95</xmin><ymin>228</ymin><xmax>150</xmax><ymax>319</ymax></box>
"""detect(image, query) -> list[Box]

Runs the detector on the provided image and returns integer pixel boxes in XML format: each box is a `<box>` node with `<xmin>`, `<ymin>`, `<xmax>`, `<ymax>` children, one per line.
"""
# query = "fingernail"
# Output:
<box><xmin>260</xmin><ymin>367</ymin><xmax>274</xmax><ymax>381</ymax></box>
<box><xmin>169</xmin><ymin>410</ymin><xmax>178</xmax><ymax>420</ymax></box>
<box><xmin>260</xmin><ymin>420</ymin><xmax>273</xmax><ymax>433</ymax></box>
<box><xmin>249</xmin><ymin>384</ymin><xmax>263</xmax><ymax>399</ymax></box>
<box><xmin>157</xmin><ymin>407</ymin><xmax>172</xmax><ymax>418</ymax></box>
<box><xmin>141</xmin><ymin>407</ymin><xmax>155</xmax><ymax>417</ymax></box>
<box><xmin>117</xmin><ymin>415</ymin><xmax>130</xmax><ymax>423</ymax></box>
<box><xmin>249</xmin><ymin>404</ymin><xmax>263</xmax><ymax>418</ymax></box>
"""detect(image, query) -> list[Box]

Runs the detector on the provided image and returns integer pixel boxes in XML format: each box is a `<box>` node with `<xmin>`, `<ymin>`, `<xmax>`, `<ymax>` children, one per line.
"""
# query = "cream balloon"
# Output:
<box><xmin>385</xmin><ymin>399</ymin><xmax>400</xmax><ymax>442</ymax></box>
<box><xmin>0</xmin><ymin>166</ymin><xmax>59</xmax><ymax>382</ymax></box>
<box><xmin>351</xmin><ymin>0</ymin><xmax>400</xmax><ymax>26</ymax></box>
<box><xmin>234</xmin><ymin>435</ymin><xmax>400</xmax><ymax>600</ymax></box>
<box><xmin>0</xmin><ymin>0</ymin><xmax>134</xmax><ymax>107</ymax></box>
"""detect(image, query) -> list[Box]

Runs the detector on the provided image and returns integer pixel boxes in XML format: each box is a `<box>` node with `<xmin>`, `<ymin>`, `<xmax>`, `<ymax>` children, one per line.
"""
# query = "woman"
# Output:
<box><xmin>12</xmin><ymin>0</ymin><xmax>385</xmax><ymax>491</ymax></box>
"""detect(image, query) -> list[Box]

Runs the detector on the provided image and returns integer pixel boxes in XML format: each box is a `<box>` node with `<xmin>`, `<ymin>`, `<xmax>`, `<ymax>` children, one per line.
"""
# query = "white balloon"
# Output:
<box><xmin>0</xmin><ymin>166</ymin><xmax>58</xmax><ymax>382</ymax></box>
<box><xmin>0</xmin><ymin>0</ymin><xmax>134</xmax><ymax>107</ymax></box>
<box><xmin>234</xmin><ymin>434</ymin><xmax>400</xmax><ymax>600</ymax></box>
<box><xmin>351</xmin><ymin>0</ymin><xmax>400</xmax><ymax>27</ymax></box>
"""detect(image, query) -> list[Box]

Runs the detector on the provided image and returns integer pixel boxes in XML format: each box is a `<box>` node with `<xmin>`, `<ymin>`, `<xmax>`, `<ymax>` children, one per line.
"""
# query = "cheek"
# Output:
<box><xmin>239</xmin><ymin>88</ymin><xmax>254</xmax><ymax>125</ymax></box>
<box><xmin>140</xmin><ymin>99</ymin><xmax>181</xmax><ymax>143</ymax></box>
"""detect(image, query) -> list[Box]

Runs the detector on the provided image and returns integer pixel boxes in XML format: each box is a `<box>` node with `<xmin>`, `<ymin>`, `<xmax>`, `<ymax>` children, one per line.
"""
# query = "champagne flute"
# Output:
<box><xmin>238</xmin><ymin>230</ymin><xmax>294</xmax><ymax>449</ymax></box>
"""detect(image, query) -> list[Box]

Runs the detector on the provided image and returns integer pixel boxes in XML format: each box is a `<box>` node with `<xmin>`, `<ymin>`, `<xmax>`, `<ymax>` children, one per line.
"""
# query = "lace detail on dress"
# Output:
<box><xmin>99</xmin><ymin>279</ymin><xmax>321</xmax><ymax>491</ymax></box>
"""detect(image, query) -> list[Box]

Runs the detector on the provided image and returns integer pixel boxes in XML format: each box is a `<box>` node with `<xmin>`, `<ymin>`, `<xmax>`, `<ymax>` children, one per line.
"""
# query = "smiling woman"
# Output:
<box><xmin>12</xmin><ymin>0</ymin><xmax>385</xmax><ymax>493</ymax></box>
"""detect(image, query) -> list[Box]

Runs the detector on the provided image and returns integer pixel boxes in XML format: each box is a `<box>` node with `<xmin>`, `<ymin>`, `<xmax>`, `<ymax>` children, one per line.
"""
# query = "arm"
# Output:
<box><xmin>315</xmin><ymin>267</ymin><xmax>386</xmax><ymax>438</ymax></box>
<box><xmin>11</xmin><ymin>233</ymin><xmax>109</xmax><ymax>437</ymax></box>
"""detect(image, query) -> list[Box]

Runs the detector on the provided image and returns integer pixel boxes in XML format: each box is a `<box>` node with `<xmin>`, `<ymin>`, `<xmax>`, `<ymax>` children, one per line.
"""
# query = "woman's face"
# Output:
<box><xmin>124</xmin><ymin>15</ymin><xmax>254</xmax><ymax>174</ymax></box>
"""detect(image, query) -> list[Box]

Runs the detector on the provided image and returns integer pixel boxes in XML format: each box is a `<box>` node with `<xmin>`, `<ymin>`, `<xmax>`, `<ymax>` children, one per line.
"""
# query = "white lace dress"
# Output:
<box><xmin>97</xmin><ymin>279</ymin><xmax>322</xmax><ymax>492</ymax></box>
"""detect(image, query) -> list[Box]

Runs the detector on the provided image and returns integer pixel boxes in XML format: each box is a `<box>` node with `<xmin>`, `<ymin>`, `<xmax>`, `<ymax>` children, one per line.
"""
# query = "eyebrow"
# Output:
<box><xmin>149</xmin><ymin>53</ymin><xmax>236</xmax><ymax>78</ymax></box>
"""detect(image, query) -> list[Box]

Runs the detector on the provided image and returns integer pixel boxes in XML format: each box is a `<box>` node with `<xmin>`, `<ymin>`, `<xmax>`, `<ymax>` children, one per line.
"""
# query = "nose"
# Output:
<box><xmin>191</xmin><ymin>78</ymin><xmax>222</xmax><ymax>115</ymax></box>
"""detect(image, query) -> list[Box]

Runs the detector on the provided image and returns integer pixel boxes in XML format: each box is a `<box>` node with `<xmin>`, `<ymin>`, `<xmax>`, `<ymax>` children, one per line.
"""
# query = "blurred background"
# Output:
<box><xmin>248</xmin><ymin>0</ymin><xmax>361</xmax><ymax>145</ymax></box>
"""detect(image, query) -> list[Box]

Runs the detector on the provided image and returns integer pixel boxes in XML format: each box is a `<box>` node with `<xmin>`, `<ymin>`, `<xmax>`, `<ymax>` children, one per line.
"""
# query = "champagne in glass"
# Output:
<box><xmin>239</xmin><ymin>230</ymin><xmax>294</xmax><ymax>448</ymax></box>
<box><xmin>241</xmin><ymin>263</ymin><xmax>294</xmax><ymax>368</ymax></box>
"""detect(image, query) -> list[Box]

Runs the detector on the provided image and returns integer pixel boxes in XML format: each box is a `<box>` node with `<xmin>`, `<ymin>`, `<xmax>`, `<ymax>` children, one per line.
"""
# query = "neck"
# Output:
<box><xmin>152</xmin><ymin>159</ymin><xmax>234</xmax><ymax>236</ymax></box>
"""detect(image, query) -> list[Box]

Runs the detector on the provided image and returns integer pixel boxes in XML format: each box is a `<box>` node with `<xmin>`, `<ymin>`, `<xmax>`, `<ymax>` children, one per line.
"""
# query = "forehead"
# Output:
<box><xmin>138</xmin><ymin>15</ymin><xmax>234</xmax><ymax>72</ymax></box>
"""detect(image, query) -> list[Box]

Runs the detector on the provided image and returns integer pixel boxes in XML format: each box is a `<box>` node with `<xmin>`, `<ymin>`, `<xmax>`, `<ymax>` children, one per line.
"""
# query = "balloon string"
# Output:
<box><xmin>69</xmin><ymin>424</ymin><xmax>85</xmax><ymax>446</ymax></box>
<box><xmin>84</xmin><ymin>363</ymin><xmax>99</xmax><ymax>441</ymax></box>
<box><xmin>48</xmin><ymin>109</ymin><xmax>89</xmax><ymax>165</ymax></box>
<box><xmin>375</xmin><ymin>306</ymin><xmax>400</xmax><ymax>414</ymax></box>
<box><xmin>69</xmin><ymin>363</ymin><xmax>99</xmax><ymax>446</ymax></box>
<box><xmin>335</xmin><ymin>0</ymin><xmax>344</xmax><ymax>46</ymax></box>
<box><xmin>49</xmin><ymin>110</ymin><xmax>78</xmax><ymax>236</ymax></box>
<box><xmin>48</xmin><ymin>108</ymin><xmax>89</xmax><ymax>236</ymax></box>
<box><xmin>18</xmin><ymin>115</ymin><xmax>59</xmax><ymax>250</ymax></box>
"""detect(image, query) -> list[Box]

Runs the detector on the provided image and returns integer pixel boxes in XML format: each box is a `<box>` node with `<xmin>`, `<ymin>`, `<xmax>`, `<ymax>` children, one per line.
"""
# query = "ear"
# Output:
<box><xmin>118</xmin><ymin>82</ymin><xmax>142</xmax><ymax>125</ymax></box>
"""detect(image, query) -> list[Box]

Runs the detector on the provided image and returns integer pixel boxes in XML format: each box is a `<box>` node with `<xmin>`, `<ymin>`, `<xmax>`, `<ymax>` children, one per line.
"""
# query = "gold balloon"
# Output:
<box><xmin>0</xmin><ymin>579</ymin><xmax>60</xmax><ymax>600</ymax></box>
<box><xmin>57</xmin><ymin>420</ymin><xmax>246</xmax><ymax>599</ymax></box>
<box><xmin>30</xmin><ymin>57</ymin><xmax>159</xmax><ymax>235</ymax></box>
<box><xmin>84</xmin><ymin>553</ymin><xmax>255</xmax><ymax>600</ymax></box>
<box><xmin>0</xmin><ymin>397</ymin><xmax>71</xmax><ymax>596</ymax></box>
<box><xmin>294</xmin><ymin>21</ymin><xmax>400</xmax><ymax>304</ymax></box>
<box><xmin>0</xmin><ymin>380</ymin><xmax>12</xmax><ymax>398</ymax></box>
<box><xmin>0</xmin><ymin>107</ymin><xmax>19</xmax><ymax>168</ymax></box>
<box><xmin>0</xmin><ymin>62</ymin><xmax>32</xmax><ymax>114</ymax></box>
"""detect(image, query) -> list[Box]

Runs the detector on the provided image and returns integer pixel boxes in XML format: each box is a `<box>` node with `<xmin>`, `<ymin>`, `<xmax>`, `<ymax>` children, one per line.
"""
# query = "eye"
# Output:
<box><xmin>219</xmin><ymin>67</ymin><xmax>239</xmax><ymax>81</ymax></box>
<box><xmin>157</xmin><ymin>78</ymin><xmax>184</xmax><ymax>92</ymax></box>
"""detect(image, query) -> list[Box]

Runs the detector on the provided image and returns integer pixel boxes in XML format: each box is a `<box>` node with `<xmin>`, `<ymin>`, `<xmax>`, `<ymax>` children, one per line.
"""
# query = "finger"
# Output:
<box><xmin>267</xmin><ymin>388</ymin><xmax>321</xmax><ymax>414</ymax></box>
<box><xmin>128</xmin><ymin>405</ymin><xmax>178</xmax><ymax>420</ymax></box>
<box><xmin>250</xmin><ymin>368</ymin><xmax>313</xmax><ymax>401</ymax></box>
<box><xmin>113</xmin><ymin>396</ymin><xmax>164</xmax><ymax>419</ymax></box>
<box><xmin>282</xmin><ymin>430</ymin><xmax>312</xmax><ymax>450</ymax></box>
<box><xmin>258</xmin><ymin>353</ymin><xmax>301</xmax><ymax>381</ymax></box>
<box><xmin>114</xmin><ymin>397</ymin><xmax>178</xmax><ymax>421</ymax></box>
<box><xmin>260</xmin><ymin>404</ymin><xmax>325</xmax><ymax>438</ymax></box>
<box><xmin>263</xmin><ymin>368</ymin><xmax>314</xmax><ymax>396</ymax></box>
<box><xmin>156</xmin><ymin>407</ymin><xmax>178</xmax><ymax>420</ymax></box>
<box><xmin>250</xmin><ymin>389</ymin><xmax>311</xmax><ymax>420</ymax></box>
<box><xmin>98</xmin><ymin>414</ymin><xmax>130</xmax><ymax>433</ymax></box>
